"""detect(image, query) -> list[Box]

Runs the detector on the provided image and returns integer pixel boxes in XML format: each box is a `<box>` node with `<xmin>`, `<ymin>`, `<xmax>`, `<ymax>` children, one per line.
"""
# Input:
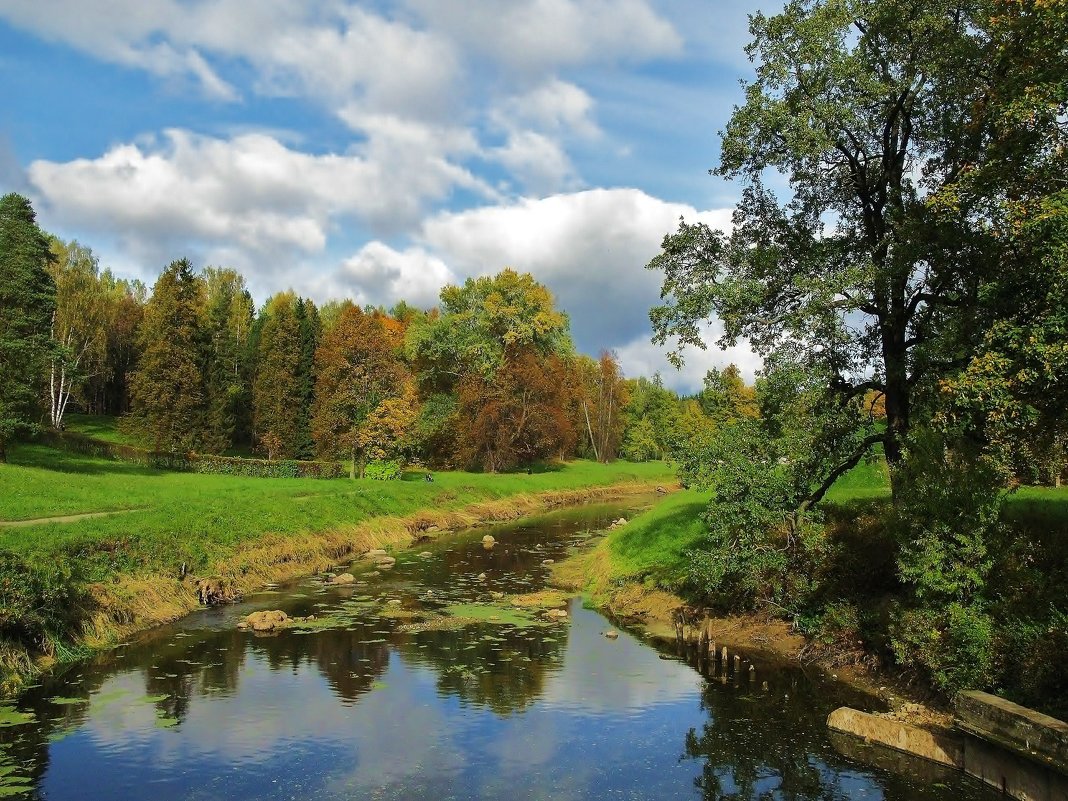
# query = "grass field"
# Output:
<box><xmin>61</xmin><ymin>414</ymin><xmax>142</xmax><ymax>447</ymax></box>
<box><xmin>598</xmin><ymin>458</ymin><xmax>1068</xmax><ymax>588</ymax></box>
<box><xmin>0</xmin><ymin>443</ymin><xmax>674</xmax><ymax>582</ymax></box>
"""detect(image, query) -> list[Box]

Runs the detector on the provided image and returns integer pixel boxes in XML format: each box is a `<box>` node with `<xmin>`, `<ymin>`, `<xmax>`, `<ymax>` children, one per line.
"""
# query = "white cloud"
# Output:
<box><xmin>403</xmin><ymin>0</ymin><xmax>682</xmax><ymax>76</ymax></box>
<box><xmin>416</xmin><ymin>188</ymin><xmax>733</xmax><ymax>352</ymax></box>
<box><xmin>328</xmin><ymin>242</ymin><xmax>456</xmax><ymax>310</ymax></box>
<box><xmin>26</xmin><ymin>127</ymin><xmax>494</xmax><ymax>276</ymax></box>
<box><xmin>614</xmin><ymin>322</ymin><xmax>761</xmax><ymax>394</ymax></box>
<box><xmin>494</xmin><ymin>79</ymin><xmax>601</xmax><ymax>140</ymax></box>
<box><xmin>489</xmin><ymin>131</ymin><xmax>579</xmax><ymax>195</ymax></box>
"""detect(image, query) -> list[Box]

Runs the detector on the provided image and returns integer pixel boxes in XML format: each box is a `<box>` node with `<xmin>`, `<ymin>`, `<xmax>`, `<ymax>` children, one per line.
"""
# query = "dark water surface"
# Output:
<box><xmin>0</xmin><ymin>499</ymin><xmax>999</xmax><ymax>800</ymax></box>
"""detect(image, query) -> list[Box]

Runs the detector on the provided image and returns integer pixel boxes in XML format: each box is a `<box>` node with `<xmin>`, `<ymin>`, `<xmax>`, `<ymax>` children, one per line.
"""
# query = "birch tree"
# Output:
<box><xmin>46</xmin><ymin>239</ymin><xmax>108</xmax><ymax>429</ymax></box>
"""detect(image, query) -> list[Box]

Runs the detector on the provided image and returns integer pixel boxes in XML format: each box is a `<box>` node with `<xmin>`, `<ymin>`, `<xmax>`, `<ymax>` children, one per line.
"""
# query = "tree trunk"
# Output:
<box><xmin>881</xmin><ymin>320</ymin><xmax>910</xmax><ymax>471</ymax></box>
<box><xmin>0</xmin><ymin>439</ymin><xmax>6</xmax><ymax>463</ymax></box>
<box><xmin>350</xmin><ymin>449</ymin><xmax>356</xmax><ymax>480</ymax></box>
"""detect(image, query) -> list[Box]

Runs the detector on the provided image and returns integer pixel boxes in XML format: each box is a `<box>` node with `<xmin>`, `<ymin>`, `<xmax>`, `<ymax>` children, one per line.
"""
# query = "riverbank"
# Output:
<box><xmin>548</xmin><ymin>492</ymin><xmax>958</xmax><ymax>731</ymax></box>
<box><xmin>550</xmin><ymin>480</ymin><xmax>1068</xmax><ymax>726</ymax></box>
<box><xmin>0</xmin><ymin>443</ymin><xmax>674</xmax><ymax>695</ymax></box>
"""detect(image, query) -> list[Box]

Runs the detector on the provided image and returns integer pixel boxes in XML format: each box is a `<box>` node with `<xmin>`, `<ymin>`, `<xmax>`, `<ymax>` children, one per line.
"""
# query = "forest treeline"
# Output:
<box><xmin>1</xmin><ymin>192</ymin><xmax>753</xmax><ymax>476</ymax></box>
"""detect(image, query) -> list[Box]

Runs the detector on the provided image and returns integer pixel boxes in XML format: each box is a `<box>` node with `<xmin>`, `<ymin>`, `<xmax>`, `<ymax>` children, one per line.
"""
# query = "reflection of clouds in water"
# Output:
<box><xmin>319</xmin><ymin>663</ymin><xmax>468</xmax><ymax>794</ymax></box>
<box><xmin>539</xmin><ymin>602</ymin><xmax>699</xmax><ymax>712</ymax></box>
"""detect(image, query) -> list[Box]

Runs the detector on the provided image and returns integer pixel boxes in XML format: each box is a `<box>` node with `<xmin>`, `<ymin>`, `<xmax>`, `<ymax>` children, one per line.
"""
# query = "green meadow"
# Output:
<box><xmin>0</xmin><ymin>443</ymin><xmax>673</xmax><ymax>583</ymax></box>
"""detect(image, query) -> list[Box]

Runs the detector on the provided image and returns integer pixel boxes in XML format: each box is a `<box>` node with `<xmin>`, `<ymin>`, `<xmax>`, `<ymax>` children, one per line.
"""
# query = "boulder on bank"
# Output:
<box><xmin>244</xmin><ymin>610</ymin><xmax>289</xmax><ymax>632</ymax></box>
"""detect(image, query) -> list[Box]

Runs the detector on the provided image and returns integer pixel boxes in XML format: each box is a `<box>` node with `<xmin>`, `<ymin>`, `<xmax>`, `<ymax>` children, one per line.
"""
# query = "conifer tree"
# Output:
<box><xmin>252</xmin><ymin>293</ymin><xmax>302</xmax><ymax>458</ymax></box>
<box><xmin>201</xmin><ymin>268</ymin><xmax>254</xmax><ymax>453</ymax></box>
<box><xmin>0</xmin><ymin>193</ymin><xmax>56</xmax><ymax>461</ymax></box>
<box><xmin>294</xmin><ymin>298</ymin><xmax>321</xmax><ymax>460</ymax></box>
<box><xmin>128</xmin><ymin>259</ymin><xmax>207</xmax><ymax>453</ymax></box>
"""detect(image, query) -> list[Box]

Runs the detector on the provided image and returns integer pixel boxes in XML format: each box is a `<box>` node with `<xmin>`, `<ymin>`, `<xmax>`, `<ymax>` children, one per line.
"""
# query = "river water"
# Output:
<box><xmin>0</xmin><ymin>499</ymin><xmax>1000</xmax><ymax>800</ymax></box>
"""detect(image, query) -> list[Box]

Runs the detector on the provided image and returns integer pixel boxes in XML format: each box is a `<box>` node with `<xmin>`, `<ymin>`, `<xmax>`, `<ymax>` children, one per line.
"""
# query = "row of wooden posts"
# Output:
<box><xmin>673</xmin><ymin>611</ymin><xmax>769</xmax><ymax>690</ymax></box>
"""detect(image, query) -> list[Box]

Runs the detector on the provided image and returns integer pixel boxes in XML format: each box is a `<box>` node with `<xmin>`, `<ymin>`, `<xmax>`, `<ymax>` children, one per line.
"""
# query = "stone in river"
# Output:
<box><xmin>331</xmin><ymin>573</ymin><xmax>356</xmax><ymax>585</ymax></box>
<box><xmin>244</xmin><ymin>610</ymin><xmax>289</xmax><ymax>632</ymax></box>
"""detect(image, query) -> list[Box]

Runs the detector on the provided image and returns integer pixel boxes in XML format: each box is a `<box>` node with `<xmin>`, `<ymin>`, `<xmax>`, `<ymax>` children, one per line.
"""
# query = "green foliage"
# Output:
<box><xmin>252</xmin><ymin>292</ymin><xmax>303</xmax><ymax>458</ymax></box>
<box><xmin>0</xmin><ymin>550</ymin><xmax>90</xmax><ymax>657</ymax></box>
<box><xmin>620</xmin><ymin>416</ymin><xmax>659</xmax><ymax>462</ymax></box>
<box><xmin>0</xmin><ymin>193</ymin><xmax>56</xmax><ymax>460</ymax></box>
<box><xmin>891</xmin><ymin>430</ymin><xmax>1005</xmax><ymax>605</ymax></box>
<box><xmin>888</xmin><ymin>602</ymin><xmax>996</xmax><ymax>695</ymax></box>
<box><xmin>406</xmin><ymin>269</ymin><xmax>573</xmax><ymax>393</ymax></box>
<box><xmin>200</xmin><ymin>267</ymin><xmax>254</xmax><ymax>454</ymax></box>
<box><xmin>363</xmin><ymin>460</ymin><xmax>401</xmax><ymax>481</ymax></box>
<box><xmin>127</xmin><ymin>259</ymin><xmax>207</xmax><ymax>453</ymax></box>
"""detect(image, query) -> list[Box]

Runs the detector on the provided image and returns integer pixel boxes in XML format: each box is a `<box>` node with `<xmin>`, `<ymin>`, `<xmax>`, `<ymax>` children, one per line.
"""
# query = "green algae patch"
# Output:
<box><xmin>47</xmin><ymin>697</ymin><xmax>87</xmax><ymax>706</ymax></box>
<box><xmin>0</xmin><ymin>706</ymin><xmax>34</xmax><ymax>728</ymax></box>
<box><xmin>508</xmin><ymin>590</ymin><xmax>571</xmax><ymax>609</ymax></box>
<box><xmin>442</xmin><ymin>604</ymin><xmax>544</xmax><ymax>628</ymax></box>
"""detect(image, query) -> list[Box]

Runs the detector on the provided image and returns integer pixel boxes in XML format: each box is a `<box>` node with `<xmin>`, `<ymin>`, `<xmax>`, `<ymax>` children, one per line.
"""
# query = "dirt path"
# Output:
<box><xmin>0</xmin><ymin>508</ymin><xmax>145</xmax><ymax>527</ymax></box>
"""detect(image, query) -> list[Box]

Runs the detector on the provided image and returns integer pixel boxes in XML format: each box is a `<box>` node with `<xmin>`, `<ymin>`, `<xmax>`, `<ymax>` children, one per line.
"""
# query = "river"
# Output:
<box><xmin>0</xmin><ymin>498</ymin><xmax>1000</xmax><ymax>799</ymax></box>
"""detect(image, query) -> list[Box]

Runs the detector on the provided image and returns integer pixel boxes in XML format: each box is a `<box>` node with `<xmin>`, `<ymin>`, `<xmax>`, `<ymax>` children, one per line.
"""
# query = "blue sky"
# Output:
<box><xmin>0</xmin><ymin>1</ymin><xmax>766</xmax><ymax>391</ymax></box>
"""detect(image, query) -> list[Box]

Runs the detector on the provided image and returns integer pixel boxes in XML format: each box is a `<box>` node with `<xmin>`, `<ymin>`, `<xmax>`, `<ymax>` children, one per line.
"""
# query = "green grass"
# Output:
<box><xmin>0</xmin><ymin>444</ymin><xmax>673</xmax><ymax>582</ymax></box>
<box><xmin>604</xmin><ymin>489</ymin><xmax>711</xmax><ymax>584</ymax></box>
<box><xmin>61</xmin><ymin>414</ymin><xmax>143</xmax><ymax>447</ymax></box>
<box><xmin>823</xmin><ymin>457</ymin><xmax>891</xmax><ymax>504</ymax></box>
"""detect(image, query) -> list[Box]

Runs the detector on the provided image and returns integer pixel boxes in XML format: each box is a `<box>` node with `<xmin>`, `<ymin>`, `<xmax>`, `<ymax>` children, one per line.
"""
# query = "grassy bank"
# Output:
<box><xmin>0</xmin><ymin>443</ymin><xmax>673</xmax><ymax>693</ymax></box>
<box><xmin>554</xmin><ymin>463</ymin><xmax>1068</xmax><ymax>718</ymax></box>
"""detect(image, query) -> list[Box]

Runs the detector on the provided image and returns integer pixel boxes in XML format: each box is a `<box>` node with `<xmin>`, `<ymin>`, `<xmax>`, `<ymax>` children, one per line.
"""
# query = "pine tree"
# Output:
<box><xmin>0</xmin><ymin>193</ymin><xmax>56</xmax><ymax>461</ymax></box>
<box><xmin>128</xmin><ymin>259</ymin><xmax>207</xmax><ymax>453</ymax></box>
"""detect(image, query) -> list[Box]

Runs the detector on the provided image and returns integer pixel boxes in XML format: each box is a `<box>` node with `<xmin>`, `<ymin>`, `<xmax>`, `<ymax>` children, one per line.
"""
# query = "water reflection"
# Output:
<box><xmin>0</xmin><ymin>499</ymin><xmax>1001</xmax><ymax>800</ymax></box>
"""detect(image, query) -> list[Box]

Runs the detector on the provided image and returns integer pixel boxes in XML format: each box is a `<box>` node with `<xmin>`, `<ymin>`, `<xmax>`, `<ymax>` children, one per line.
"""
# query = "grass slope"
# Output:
<box><xmin>0</xmin><ymin>444</ymin><xmax>673</xmax><ymax>583</ymax></box>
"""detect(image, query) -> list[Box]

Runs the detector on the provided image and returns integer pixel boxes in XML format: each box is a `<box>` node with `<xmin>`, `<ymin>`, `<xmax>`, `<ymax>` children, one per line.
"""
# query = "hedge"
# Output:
<box><xmin>38</xmin><ymin>430</ymin><xmax>345</xmax><ymax>479</ymax></box>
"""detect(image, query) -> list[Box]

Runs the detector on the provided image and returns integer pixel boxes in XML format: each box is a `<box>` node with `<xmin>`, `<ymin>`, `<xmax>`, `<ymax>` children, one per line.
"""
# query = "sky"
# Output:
<box><xmin>0</xmin><ymin>0</ymin><xmax>766</xmax><ymax>392</ymax></box>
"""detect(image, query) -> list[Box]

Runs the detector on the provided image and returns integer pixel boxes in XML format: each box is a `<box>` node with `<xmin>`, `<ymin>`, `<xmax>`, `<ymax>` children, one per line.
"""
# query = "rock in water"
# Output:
<box><xmin>477</xmin><ymin>572</ymin><xmax>487</xmax><ymax>581</ymax></box>
<box><xmin>366</xmin><ymin>549</ymin><xmax>388</xmax><ymax>558</ymax></box>
<box><xmin>541</xmin><ymin>559</ymin><xmax>555</xmax><ymax>565</ymax></box>
<box><xmin>244</xmin><ymin>610</ymin><xmax>289</xmax><ymax>632</ymax></box>
<box><xmin>482</xmin><ymin>535</ymin><xmax>496</xmax><ymax>544</ymax></box>
<box><xmin>604</xmin><ymin>630</ymin><xmax>619</xmax><ymax>639</ymax></box>
<box><xmin>331</xmin><ymin>573</ymin><xmax>356</xmax><ymax>585</ymax></box>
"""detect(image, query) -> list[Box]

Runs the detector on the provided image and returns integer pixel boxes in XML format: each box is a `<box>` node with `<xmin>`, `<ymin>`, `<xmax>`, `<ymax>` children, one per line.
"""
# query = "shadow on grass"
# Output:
<box><xmin>9</xmin><ymin>444</ymin><xmax>161</xmax><ymax>477</ymax></box>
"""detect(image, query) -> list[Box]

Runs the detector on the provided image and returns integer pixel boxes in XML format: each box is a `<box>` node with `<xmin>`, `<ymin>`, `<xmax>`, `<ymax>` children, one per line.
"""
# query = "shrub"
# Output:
<box><xmin>888</xmin><ymin>601</ymin><xmax>995</xmax><ymax>693</ymax></box>
<box><xmin>0</xmin><ymin>550</ymin><xmax>90</xmax><ymax>658</ymax></box>
<box><xmin>364</xmin><ymin>459</ymin><xmax>402</xmax><ymax>480</ymax></box>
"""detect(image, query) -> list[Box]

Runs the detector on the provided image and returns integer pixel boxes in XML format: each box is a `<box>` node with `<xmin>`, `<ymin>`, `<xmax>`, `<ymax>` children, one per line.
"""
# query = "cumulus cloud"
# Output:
<box><xmin>26</xmin><ymin>127</ymin><xmax>493</xmax><ymax>278</ymax></box>
<box><xmin>415</xmin><ymin>188</ymin><xmax>732</xmax><ymax>352</ymax></box>
<box><xmin>614</xmin><ymin>322</ymin><xmax>761</xmax><ymax>394</ymax></box>
<box><xmin>326</xmin><ymin>242</ymin><xmax>456</xmax><ymax>310</ymax></box>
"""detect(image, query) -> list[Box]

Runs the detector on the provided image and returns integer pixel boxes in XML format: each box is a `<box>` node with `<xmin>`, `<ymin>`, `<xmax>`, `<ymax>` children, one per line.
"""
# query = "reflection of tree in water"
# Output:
<box><xmin>682</xmin><ymin>668</ymin><xmax>989</xmax><ymax>801</ymax></box>
<box><xmin>395</xmin><ymin>623</ymin><xmax>567</xmax><ymax>715</ymax></box>
<box><xmin>250</xmin><ymin>623</ymin><xmax>390</xmax><ymax>703</ymax></box>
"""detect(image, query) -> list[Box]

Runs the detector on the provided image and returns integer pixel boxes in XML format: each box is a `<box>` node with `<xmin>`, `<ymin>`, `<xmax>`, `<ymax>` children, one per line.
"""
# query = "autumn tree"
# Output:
<box><xmin>294</xmin><ymin>298</ymin><xmax>321</xmax><ymax>459</ymax></box>
<box><xmin>128</xmin><ymin>259</ymin><xmax>206</xmax><ymax>453</ymax></box>
<box><xmin>252</xmin><ymin>292</ymin><xmax>303</xmax><ymax>459</ymax></box>
<box><xmin>311</xmin><ymin>306</ymin><xmax>409</xmax><ymax>478</ymax></box>
<box><xmin>406</xmin><ymin>270</ymin><xmax>575</xmax><ymax>467</ymax></box>
<box><xmin>0</xmin><ymin>193</ymin><xmax>56</xmax><ymax>461</ymax></box>
<box><xmin>458</xmin><ymin>350</ymin><xmax>576</xmax><ymax>472</ymax></box>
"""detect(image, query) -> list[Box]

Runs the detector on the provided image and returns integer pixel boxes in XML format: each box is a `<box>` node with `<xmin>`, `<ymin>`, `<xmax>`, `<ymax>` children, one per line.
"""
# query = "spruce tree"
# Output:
<box><xmin>294</xmin><ymin>297</ymin><xmax>321</xmax><ymax>460</ymax></box>
<box><xmin>251</xmin><ymin>293</ymin><xmax>302</xmax><ymax>458</ymax></box>
<box><xmin>128</xmin><ymin>259</ymin><xmax>207</xmax><ymax>453</ymax></box>
<box><xmin>0</xmin><ymin>193</ymin><xmax>56</xmax><ymax>462</ymax></box>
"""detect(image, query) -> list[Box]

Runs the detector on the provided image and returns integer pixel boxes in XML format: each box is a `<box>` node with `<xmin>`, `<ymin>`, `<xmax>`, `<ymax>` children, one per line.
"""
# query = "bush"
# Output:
<box><xmin>39</xmin><ymin>429</ymin><xmax>344</xmax><ymax>479</ymax></box>
<box><xmin>0</xmin><ymin>550</ymin><xmax>90</xmax><ymax>657</ymax></box>
<box><xmin>364</xmin><ymin>459</ymin><xmax>402</xmax><ymax>480</ymax></box>
<box><xmin>888</xmin><ymin>601</ymin><xmax>995</xmax><ymax>693</ymax></box>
